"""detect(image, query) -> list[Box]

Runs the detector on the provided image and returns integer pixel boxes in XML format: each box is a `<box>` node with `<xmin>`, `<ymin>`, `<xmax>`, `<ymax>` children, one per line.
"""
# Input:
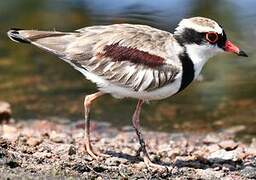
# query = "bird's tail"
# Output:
<box><xmin>7</xmin><ymin>28</ymin><xmax>79</xmax><ymax>56</ymax></box>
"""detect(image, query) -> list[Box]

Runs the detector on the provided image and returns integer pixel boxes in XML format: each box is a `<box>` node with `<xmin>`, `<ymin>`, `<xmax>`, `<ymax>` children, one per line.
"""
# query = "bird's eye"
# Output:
<box><xmin>205</xmin><ymin>32</ymin><xmax>219</xmax><ymax>44</ymax></box>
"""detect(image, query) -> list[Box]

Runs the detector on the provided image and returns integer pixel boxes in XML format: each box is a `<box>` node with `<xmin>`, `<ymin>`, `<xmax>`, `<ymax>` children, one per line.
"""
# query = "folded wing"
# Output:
<box><xmin>8</xmin><ymin>24</ymin><xmax>181</xmax><ymax>92</ymax></box>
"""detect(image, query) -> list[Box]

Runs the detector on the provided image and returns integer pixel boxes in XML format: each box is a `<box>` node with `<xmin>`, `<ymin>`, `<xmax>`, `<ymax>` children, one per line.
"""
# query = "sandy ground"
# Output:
<box><xmin>0</xmin><ymin>119</ymin><xmax>256</xmax><ymax>179</ymax></box>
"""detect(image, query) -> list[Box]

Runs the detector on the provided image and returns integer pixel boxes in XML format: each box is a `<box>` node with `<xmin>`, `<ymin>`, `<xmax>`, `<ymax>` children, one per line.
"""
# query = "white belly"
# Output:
<box><xmin>62</xmin><ymin>58</ymin><xmax>183</xmax><ymax>100</ymax></box>
<box><xmin>82</xmin><ymin>68</ymin><xmax>182</xmax><ymax>100</ymax></box>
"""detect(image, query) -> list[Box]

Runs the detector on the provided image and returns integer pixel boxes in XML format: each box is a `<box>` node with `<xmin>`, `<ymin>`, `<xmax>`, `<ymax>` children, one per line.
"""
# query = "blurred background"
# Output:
<box><xmin>0</xmin><ymin>0</ymin><xmax>255</xmax><ymax>141</ymax></box>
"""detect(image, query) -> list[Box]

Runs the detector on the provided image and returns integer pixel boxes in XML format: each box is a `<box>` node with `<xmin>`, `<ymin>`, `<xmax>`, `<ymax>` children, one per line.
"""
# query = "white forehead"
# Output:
<box><xmin>175</xmin><ymin>17</ymin><xmax>223</xmax><ymax>34</ymax></box>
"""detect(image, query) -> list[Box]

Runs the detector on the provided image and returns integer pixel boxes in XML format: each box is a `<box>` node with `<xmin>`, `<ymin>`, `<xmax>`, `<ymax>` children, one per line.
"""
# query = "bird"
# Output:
<box><xmin>7</xmin><ymin>17</ymin><xmax>248</xmax><ymax>169</ymax></box>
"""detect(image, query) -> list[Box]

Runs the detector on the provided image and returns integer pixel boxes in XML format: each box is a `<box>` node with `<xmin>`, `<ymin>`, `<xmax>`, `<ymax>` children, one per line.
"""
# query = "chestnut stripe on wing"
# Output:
<box><xmin>99</xmin><ymin>43</ymin><xmax>165</xmax><ymax>68</ymax></box>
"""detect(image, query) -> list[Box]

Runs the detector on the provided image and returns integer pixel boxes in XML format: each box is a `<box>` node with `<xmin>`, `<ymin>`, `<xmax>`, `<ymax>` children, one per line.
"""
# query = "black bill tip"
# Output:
<box><xmin>238</xmin><ymin>50</ymin><xmax>248</xmax><ymax>57</ymax></box>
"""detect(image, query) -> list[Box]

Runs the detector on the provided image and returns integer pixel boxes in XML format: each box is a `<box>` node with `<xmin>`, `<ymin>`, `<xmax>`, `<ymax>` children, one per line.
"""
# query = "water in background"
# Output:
<box><xmin>0</xmin><ymin>0</ymin><xmax>256</xmax><ymax>140</ymax></box>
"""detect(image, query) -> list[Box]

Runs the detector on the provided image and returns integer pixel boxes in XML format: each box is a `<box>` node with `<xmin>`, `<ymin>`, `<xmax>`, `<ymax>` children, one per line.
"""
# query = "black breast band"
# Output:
<box><xmin>177</xmin><ymin>52</ymin><xmax>195</xmax><ymax>93</ymax></box>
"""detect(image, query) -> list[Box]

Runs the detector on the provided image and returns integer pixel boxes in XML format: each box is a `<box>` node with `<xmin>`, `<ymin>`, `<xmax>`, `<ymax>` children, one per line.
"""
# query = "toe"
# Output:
<box><xmin>143</xmin><ymin>156</ymin><xmax>169</xmax><ymax>172</ymax></box>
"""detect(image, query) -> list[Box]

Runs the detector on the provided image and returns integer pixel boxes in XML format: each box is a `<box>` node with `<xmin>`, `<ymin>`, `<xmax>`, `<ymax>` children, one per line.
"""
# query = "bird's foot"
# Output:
<box><xmin>83</xmin><ymin>142</ymin><xmax>109</xmax><ymax>160</ymax></box>
<box><xmin>136</xmin><ymin>147</ymin><xmax>168</xmax><ymax>171</ymax></box>
<box><xmin>143</xmin><ymin>156</ymin><xmax>170</xmax><ymax>172</ymax></box>
<box><xmin>93</xmin><ymin>150</ymin><xmax>110</xmax><ymax>158</ymax></box>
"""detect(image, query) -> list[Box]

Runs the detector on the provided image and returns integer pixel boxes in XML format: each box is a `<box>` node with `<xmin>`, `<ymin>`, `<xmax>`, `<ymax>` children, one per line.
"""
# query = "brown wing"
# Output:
<box><xmin>65</xmin><ymin>24</ymin><xmax>181</xmax><ymax>92</ymax></box>
<box><xmin>74</xmin><ymin>53</ymin><xmax>179</xmax><ymax>92</ymax></box>
<box><xmin>8</xmin><ymin>24</ymin><xmax>181</xmax><ymax>92</ymax></box>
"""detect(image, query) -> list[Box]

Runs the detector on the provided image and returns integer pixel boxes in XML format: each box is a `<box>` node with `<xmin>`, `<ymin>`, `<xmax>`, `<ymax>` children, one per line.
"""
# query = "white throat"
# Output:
<box><xmin>185</xmin><ymin>44</ymin><xmax>223</xmax><ymax>78</ymax></box>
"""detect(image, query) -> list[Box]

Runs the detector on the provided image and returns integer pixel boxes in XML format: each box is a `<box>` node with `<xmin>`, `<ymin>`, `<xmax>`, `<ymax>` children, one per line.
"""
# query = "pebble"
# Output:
<box><xmin>208</xmin><ymin>149</ymin><xmax>242</xmax><ymax>163</ymax></box>
<box><xmin>33</xmin><ymin>151</ymin><xmax>52</xmax><ymax>159</ymax></box>
<box><xmin>250</xmin><ymin>138</ymin><xmax>256</xmax><ymax>148</ymax></box>
<box><xmin>222</xmin><ymin>163</ymin><xmax>236</xmax><ymax>171</ymax></box>
<box><xmin>207</xmin><ymin>144</ymin><xmax>220</xmax><ymax>153</ymax></box>
<box><xmin>53</xmin><ymin>144</ymin><xmax>76</xmax><ymax>155</ymax></box>
<box><xmin>121</xmin><ymin>126</ymin><xmax>134</xmax><ymax>132</ymax></box>
<box><xmin>171</xmin><ymin>166</ymin><xmax>179</xmax><ymax>175</ymax></box>
<box><xmin>1</xmin><ymin>119</ymin><xmax>255</xmax><ymax>179</ymax></box>
<box><xmin>0</xmin><ymin>101</ymin><xmax>11</xmax><ymax>122</ymax></box>
<box><xmin>203</xmin><ymin>134</ymin><xmax>221</xmax><ymax>144</ymax></box>
<box><xmin>50</xmin><ymin>131</ymin><xmax>72</xmax><ymax>143</ymax></box>
<box><xmin>196</xmin><ymin>169</ymin><xmax>224</xmax><ymax>179</ymax></box>
<box><xmin>218</xmin><ymin>140</ymin><xmax>239</xmax><ymax>151</ymax></box>
<box><xmin>68</xmin><ymin>145</ymin><xmax>76</xmax><ymax>155</ymax></box>
<box><xmin>72</xmin><ymin>162</ymin><xmax>90</xmax><ymax>173</ymax></box>
<box><xmin>27</xmin><ymin>137</ymin><xmax>42</xmax><ymax>147</ymax></box>
<box><xmin>213</xmin><ymin>166</ymin><xmax>221</xmax><ymax>171</ymax></box>
<box><xmin>0</xmin><ymin>137</ymin><xmax>10</xmax><ymax>148</ymax></box>
<box><xmin>133</xmin><ymin>162</ymin><xmax>146</xmax><ymax>170</ymax></box>
<box><xmin>2</xmin><ymin>125</ymin><xmax>19</xmax><ymax>141</ymax></box>
<box><xmin>240</xmin><ymin>166</ymin><xmax>256</xmax><ymax>179</ymax></box>
<box><xmin>167</xmin><ymin>147</ymin><xmax>181</xmax><ymax>158</ymax></box>
<box><xmin>32</xmin><ymin>120</ymin><xmax>59</xmax><ymax>132</ymax></box>
<box><xmin>96</xmin><ymin>176</ymin><xmax>103</xmax><ymax>180</ymax></box>
<box><xmin>223</xmin><ymin>125</ymin><xmax>246</xmax><ymax>134</ymax></box>
<box><xmin>118</xmin><ymin>165</ymin><xmax>132</xmax><ymax>178</ymax></box>
<box><xmin>105</xmin><ymin>157</ymin><xmax>128</xmax><ymax>166</ymax></box>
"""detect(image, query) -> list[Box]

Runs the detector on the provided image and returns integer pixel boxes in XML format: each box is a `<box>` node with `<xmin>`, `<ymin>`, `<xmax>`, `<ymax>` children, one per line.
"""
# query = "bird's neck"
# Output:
<box><xmin>184</xmin><ymin>44</ymin><xmax>219</xmax><ymax>78</ymax></box>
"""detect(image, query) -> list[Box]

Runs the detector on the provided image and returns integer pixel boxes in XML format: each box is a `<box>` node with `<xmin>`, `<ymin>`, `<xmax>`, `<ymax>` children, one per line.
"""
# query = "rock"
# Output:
<box><xmin>6</xmin><ymin>160</ymin><xmax>20</xmax><ymax>168</ymax></box>
<box><xmin>250</xmin><ymin>138</ymin><xmax>256</xmax><ymax>148</ymax></box>
<box><xmin>0</xmin><ymin>101</ymin><xmax>11</xmax><ymax>123</ymax></box>
<box><xmin>1</xmin><ymin>119</ymin><xmax>256</xmax><ymax>179</ymax></box>
<box><xmin>105</xmin><ymin>157</ymin><xmax>128</xmax><ymax>166</ymax></box>
<box><xmin>196</xmin><ymin>169</ymin><xmax>224</xmax><ymax>179</ymax></box>
<box><xmin>53</xmin><ymin>144</ymin><xmax>76</xmax><ymax>156</ymax></box>
<box><xmin>2</xmin><ymin>125</ymin><xmax>19</xmax><ymax>141</ymax></box>
<box><xmin>218</xmin><ymin>140</ymin><xmax>239</xmax><ymax>151</ymax></box>
<box><xmin>208</xmin><ymin>149</ymin><xmax>242</xmax><ymax>163</ymax></box>
<box><xmin>171</xmin><ymin>166</ymin><xmax>179</xmax><ymax>175</ymax></box>
<box><xmin>50</xmin><ymin>131</ymin><xmax>72</xmax><ymax>143</ymax></box>
<box><xmin>96</xmin><ymin>176</ymin><xmax>103</xmax><ymax>180</ymax></box>
<box><xmin>93</xmin><ymin>166</ymin><xmax>106</xmax><ymax>173</ymax></box>
<box><xmin>246</xmin><ymin>147</ymin><xmax>256</xmax><ymax>157</ymax></box>
<box><xmin>72</xmin><ymin>162</ymin><xmax>90</xmax><ymax>173</ymax></box>
<box><xmin>33</xmin><ymin>151</ymin><xmax>52</xmax><ymax>159</ymax></box>
<box><xmin>0</xmin><ymin>137</ymin><xmax>10</xmax><ymax>149</ymax></box>
<box><xmin>32</xmin><ymin>120</ymin><xmax>60</xmax><ymax>132</ymax></box>
<box><xmin>203</xmin><ymin>134</ymin><xmax>220</xmax><ymax>144</ymax></box>
<box><xmin>27</xmin><ymin>137</ymin><xmax>42</xmax><ymax>147</ymax></box>
<box><xmin>222</xmin><ymin>163</ymin><xmax>236</xmax><ymax>171</ymax></box>
<box><xmin>133</xmin><ymin>161</ymin><xmax>147</xmax><ymax>170</ymax></box>
<box><xmin>118</xmin><ymin>165</ymin><xmax>133</xmax><ymax>178</ymax></box>
<box><xmin>224</xmin><ymin>125</ymin><xmax>246</xmax><ymax>134</ymax></box>
<box><xmin>121</xmin><ymin>126</ymin><xmax>134</xmax><ymax>132</ymax></box>
<box><xmin>68</xmin><ymin>145</ymin><xmax>76</xmax><ymax>155</ymax></box>
<box><xmin>213</xmin><ymin>166</ymin><xmax>221</xmax><ymax>171</ymax></box>
<box><xmin>207</xmin><ymin>144</ymin><xmax>220</xmax><ymax>153</ymax></box>
<box><xmin>168</xmin><ymin>147</ymin><xmax>182</xmax><ymax>158</ymax></box>
<box><xmin>241</xmin><ymin>166</ymin><xmax>256</xmax><ymax>179</ymax></box>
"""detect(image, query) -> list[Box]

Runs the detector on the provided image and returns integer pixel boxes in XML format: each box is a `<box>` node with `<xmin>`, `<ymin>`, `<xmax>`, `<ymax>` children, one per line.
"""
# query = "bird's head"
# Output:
<box><xmin>174</xmin><ymin>17</ymin><xmax>248</xmax><ymax>61</ymax></box>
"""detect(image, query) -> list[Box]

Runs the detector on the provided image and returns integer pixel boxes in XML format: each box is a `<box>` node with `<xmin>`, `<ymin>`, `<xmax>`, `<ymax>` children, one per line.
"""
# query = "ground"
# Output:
<box><xmin>0</xmin><ymin>119</ymin><xmax>256</xmax><ymax>179</ymax></box>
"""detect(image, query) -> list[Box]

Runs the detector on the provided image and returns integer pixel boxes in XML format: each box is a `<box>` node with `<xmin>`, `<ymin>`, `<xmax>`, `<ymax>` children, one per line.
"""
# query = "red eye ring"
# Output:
<box><xmin>206</xmin><ymin>32</ymin><xmax>219</xmax><ymax>44</ymax></box>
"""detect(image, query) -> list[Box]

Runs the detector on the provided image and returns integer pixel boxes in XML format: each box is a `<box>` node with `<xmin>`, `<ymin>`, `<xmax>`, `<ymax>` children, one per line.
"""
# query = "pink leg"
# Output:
<box><xmin>84</xmin><ymin>91</ymin><xmax>107</xmax><ymax>159</ymax></box>
<box><xmin>132</xmin><ymin>100</ymin><xmax>149</xmax><ymax>159</ymax></box>
<box><xmin>132</xmin><ymin>100</ymin><xmax>166</xmax><ymax>169</ymax></box>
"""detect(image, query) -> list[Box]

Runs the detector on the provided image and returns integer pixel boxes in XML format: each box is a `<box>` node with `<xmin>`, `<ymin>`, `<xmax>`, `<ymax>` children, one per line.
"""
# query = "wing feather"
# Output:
<box><xmin>66</xmin><ymin>24</ymin><xmax>181</xmax><ymax>91</ymax></box>
<box><xmin>66</xmin><ymin>24</ymin><xmax>180</xmax><ymax>91</ymax></box>
<box><xmin>8</xmin><ymin>24</ymin><xmax>182</xmax><ymax>93</ymax></box>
